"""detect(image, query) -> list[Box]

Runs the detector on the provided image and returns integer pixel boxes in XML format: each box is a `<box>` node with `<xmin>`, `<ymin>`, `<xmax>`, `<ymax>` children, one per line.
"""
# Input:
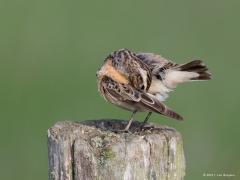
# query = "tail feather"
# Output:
<box><xmin>178</xmin><ymin>60</ymin><xmax>212</xmax><ymax>80</ymax></box>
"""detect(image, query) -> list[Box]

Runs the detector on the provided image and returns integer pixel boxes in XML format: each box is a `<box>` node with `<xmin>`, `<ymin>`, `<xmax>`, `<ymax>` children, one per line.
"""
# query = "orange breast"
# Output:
<box><xmin>103</xmin><ymin>60</ymin><xmax>129</xmax><ymax>84</ymax></box>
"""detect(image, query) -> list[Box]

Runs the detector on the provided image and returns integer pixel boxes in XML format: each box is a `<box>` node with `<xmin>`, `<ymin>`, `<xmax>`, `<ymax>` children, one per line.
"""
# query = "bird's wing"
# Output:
<box><xmin>137</xmin><ymin>52</ymin><xmax>211</xmax><ymax>89</ymax></box>
<box><xmin>109</xmin><ymin>49</ymin><xmax>152</xmax><ymax>91</ymax></box>
<box><xmin>136</xmin><ymin>52</ymin><xmax>178</xmax><ymax>75</ymax></box>
<box><xmin>136</xmin><ymin>52</ymin><xmax>181</xmax><ymax>94</ymax></box>
<box><xmin>102</xmin><ymin>76</ymin><xmax>183</xmax><ymax>121</ymax></box>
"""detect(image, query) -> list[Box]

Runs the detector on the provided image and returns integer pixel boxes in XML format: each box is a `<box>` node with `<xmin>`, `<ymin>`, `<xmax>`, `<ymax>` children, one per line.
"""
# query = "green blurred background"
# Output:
<box><xmin>0</xmin><ymin>0</ymin><xmax>239</xmax><ymax>179</ymax></box>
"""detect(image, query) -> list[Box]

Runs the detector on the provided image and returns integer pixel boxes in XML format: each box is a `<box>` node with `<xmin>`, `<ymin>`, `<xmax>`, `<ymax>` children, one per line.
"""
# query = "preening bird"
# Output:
<box><xmin>97</xmin><ymin>49</ymin><xmax>211</xmax><ymax>131</ymax></box>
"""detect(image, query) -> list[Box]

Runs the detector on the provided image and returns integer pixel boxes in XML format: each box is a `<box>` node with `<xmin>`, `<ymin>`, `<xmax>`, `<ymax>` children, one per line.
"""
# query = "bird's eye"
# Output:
<box><xmin>141</xmin><ymin>85</ymin><xmax>145</xmax><ymax>90</ymax></box>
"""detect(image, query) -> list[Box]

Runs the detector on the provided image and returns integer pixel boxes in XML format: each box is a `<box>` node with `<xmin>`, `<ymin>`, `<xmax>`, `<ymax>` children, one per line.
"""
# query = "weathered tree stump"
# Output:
<box><xmin>47</xmin><ymin>120</ymin><xmax>185</xmax><ymax>180</ymax></box>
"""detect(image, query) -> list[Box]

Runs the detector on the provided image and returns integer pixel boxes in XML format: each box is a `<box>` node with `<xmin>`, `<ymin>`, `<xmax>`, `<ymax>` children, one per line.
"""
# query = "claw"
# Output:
<box><xmin>113</xmin><ymin>129</ymin><xmax>130</xmax><ymax>133</ymax></box>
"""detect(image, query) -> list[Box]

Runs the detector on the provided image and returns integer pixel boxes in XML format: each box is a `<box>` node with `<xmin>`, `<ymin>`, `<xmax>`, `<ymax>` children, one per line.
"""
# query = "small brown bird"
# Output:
<box><xmin>97</xmin><ymin>49</ymin><xmax>211</xmax><ymax>131</ymax></box>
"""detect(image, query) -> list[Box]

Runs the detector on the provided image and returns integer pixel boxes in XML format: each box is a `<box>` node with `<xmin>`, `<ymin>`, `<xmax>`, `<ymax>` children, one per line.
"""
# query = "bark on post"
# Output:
<box><xmin>47</xmin><ymin>120</ymin><xmax>185</xmax><ymax>180</ymax></box>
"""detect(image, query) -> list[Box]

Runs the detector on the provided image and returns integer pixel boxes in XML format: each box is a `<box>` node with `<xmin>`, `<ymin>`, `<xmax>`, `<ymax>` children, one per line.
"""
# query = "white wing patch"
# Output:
<box><xmin>164</xmin><ymin>70</ymin><xmax>199</xmax><ymax>88</ymax></box>
<box><xmin>148</xmin><ymin>77</ymin><xmax>171</xmax><ymax>101</ymax></box>
<box><xmin>148</xmin><ymin>70</ymin><xmax>199</xmax><ymax>101</ymax></box>
<box><xmin>139</xmin><ymin>68</ymin><xmax>148</xmax><ymax>90</ymax></box>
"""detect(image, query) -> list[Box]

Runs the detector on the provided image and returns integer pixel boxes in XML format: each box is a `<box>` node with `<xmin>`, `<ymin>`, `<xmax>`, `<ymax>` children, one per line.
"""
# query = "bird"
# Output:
<box><xmin>96</xmin><ymin>49</ymin><xmax>211</xmax><ymax>131</ymax></box>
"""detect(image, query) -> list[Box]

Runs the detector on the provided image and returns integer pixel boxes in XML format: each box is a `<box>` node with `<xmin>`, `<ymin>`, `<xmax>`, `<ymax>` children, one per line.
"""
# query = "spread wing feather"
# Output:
<box><xmin>136</xmin><ymin>52</ymin><xmax>178</xmax><ymax>75</ymax></box>
<box><xmin>137</xmin><ymin>52</ymin><xmax>211</xmax><ymax>87</ymax></box>
<box><xmin>136</xmin><ymin>53</ymin><xmax>176</xmax><ymax>67</ymax></box>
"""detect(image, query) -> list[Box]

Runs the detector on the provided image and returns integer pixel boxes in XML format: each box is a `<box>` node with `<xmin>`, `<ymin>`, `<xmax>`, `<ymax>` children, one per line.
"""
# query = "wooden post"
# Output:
<box><xmin>47</xmin><ymin>120</ymin><xmax>185</xmax><ymax>180</ymax></box>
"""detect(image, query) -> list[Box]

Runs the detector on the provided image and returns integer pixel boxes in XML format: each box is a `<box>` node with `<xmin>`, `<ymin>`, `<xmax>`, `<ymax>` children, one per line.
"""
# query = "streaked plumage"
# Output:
<box><xmin>97</xmin><ymin>49</ymin><xmax>211</xmax><ymax>131</ymax></box>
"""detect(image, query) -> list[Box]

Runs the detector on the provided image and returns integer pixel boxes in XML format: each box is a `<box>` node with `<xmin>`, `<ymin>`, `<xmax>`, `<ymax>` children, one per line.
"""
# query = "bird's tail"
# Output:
<box><xmin>177</xmin><ymin>60</ymin><xmax>212</xmax><ymax>80</ymax></box>
<box><xmin>163</xmin><ymin>60</ymin><xmax>211</xmax><ymax>88</ymax></box>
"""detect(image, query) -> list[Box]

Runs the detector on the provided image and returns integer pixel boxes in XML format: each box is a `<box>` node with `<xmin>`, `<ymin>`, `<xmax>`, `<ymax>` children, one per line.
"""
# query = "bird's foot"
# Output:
<box><xmin>112</xmin><ymin>128</ymin><xmax>131</xmax><ymax>133</ymax></box>
<box><xmin>139</xmin><ymin>124</ymin><xmax>154</xmax><ymax>131</ymax></box>
<box><xmin>139</xmin><ymin>123</ymin><xmax>165</xmax><ymax>132</ymax></box>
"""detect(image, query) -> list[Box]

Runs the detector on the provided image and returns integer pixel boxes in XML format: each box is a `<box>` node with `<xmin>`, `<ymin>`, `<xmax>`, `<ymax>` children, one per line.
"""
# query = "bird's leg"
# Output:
<box><xmin>143</xmin><ymin>112</ymin><xmax>152</xmax><ymax>124</ymax></box>
<box><xmin>122</xmin><ymin>110</ymin><xmax>137</xmax><ymax>132</ymax></box>
<box><xmin>140</xmin><ymin>112</ymin><xmax>152</xmax><ymax>129</ymax></box>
